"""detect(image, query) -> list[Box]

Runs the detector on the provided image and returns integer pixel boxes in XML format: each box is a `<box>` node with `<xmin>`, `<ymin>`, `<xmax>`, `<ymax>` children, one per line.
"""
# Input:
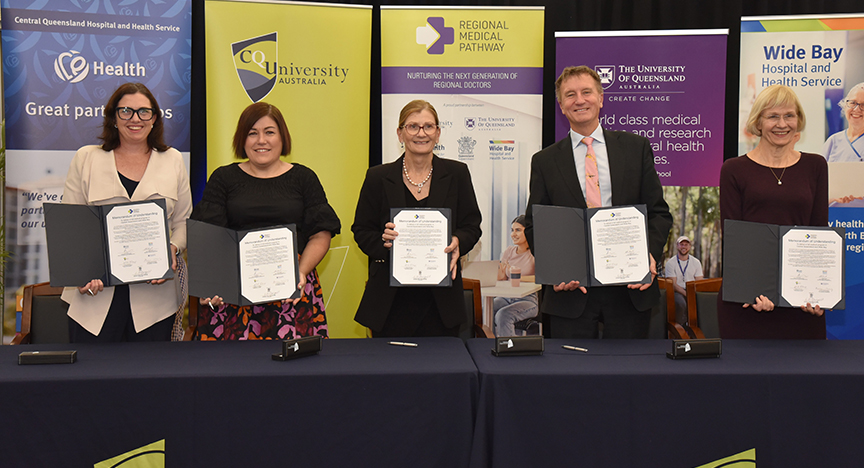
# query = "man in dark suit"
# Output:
<box><xmin>525</xmin><ymin>66</ymin><xmax>672</xmax><ymax>339</ymax></box>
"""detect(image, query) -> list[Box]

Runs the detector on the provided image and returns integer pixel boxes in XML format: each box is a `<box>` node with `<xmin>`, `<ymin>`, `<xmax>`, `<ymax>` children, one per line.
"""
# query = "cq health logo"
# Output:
<box><xmin>54</xmin><ymin>50</ymin><xmax>89</xmax><ymax>83</ymax></box>
<box><xmin>416</xmin><ymin>17</ymin><xmax>454</xmax><ymax>55</ymax></box>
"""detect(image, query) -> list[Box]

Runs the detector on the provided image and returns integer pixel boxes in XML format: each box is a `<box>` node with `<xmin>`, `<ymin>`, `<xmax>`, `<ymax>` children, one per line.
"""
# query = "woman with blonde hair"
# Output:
<box><xmin>718</xmin><ymin>84</ymin><xmax>828</xmax><ymax>339</ymax></box>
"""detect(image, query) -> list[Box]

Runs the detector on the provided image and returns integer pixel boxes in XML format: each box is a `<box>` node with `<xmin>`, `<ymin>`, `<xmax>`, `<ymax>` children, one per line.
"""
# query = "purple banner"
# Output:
<box><xmin>382</xmin><ymin>66</ymin><xmax>543</xmax><ymax>94</ymax></box>
<box><xmin>555</xmin><ymin>33</ymin><xmax>727</xmax><ymax>187</ymax></box>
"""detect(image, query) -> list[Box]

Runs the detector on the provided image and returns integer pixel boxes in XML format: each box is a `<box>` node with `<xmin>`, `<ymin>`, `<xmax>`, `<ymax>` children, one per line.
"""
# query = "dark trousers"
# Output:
<box><xmin>69</xmin><ymin>285</ymin><xmax>174</xmax><ymax>342</ymax></box>
<box><xmin>548</xmin><ymin>287</ymin><xmax>650</xmax><ymax>339</ymax></box>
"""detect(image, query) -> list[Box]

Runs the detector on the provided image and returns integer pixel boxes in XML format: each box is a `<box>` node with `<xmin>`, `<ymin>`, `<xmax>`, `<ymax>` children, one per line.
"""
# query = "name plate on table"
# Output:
<box><xmin>44</xmin><ymin>200</ymin><xmax>173</xmax><ymax>287</ymax></box>
<box><xmin>533</xmin><ymin>204</ymin><xmax>651</xmax><ymax>287</ymax></box>
<box><xmin>666</xmin><ymin>339</ymin><xmax>721</xmax><ymax>360</ymax></box>
<box><xmin>272</xmin><ymin>335</ymin><xmax>323</xmax><ymax>361</ymax></box>
<box><xmin>492</xmin><ymin>336</ymin><xmax>544</xmax><ymax>356</ymax></box>
<box><xmin>19</xmin><ymin>350</ymin><xmax>78</xmax><ymax>365</ymax></box>
<box><xmin>723</xmin><ymin>220</ymin><xmax>845</xmax><ymax>309</ymax></box>
<box><xmin>187</xmin><ymin>220</ymin><xmax>301</xmax><ymax>306</ymax></box>
<box><xmin>390</xmin><ymin>208</ymin><xmax>452</xmax><ymax>287</ymax></box>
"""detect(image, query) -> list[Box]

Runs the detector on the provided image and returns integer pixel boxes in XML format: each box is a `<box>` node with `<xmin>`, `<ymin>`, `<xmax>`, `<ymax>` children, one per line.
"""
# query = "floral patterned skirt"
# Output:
<box><xmin>195</xmin><ymin>269</ymin><xmax>328</xmax><ymax>340</ymax></box>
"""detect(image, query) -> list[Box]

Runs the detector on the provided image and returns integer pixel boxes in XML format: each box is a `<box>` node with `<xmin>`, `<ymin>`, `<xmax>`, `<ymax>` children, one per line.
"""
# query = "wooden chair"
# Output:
<box><xmin>183</xmin><ymin>297</ymin><xmax>200</xmax><ymax>341</ymax></box>
<box><xmin>685</xmin><ymin>278</ymin><xmax>723</xmax><ymax>339</ymax></box>
<box><xmin>652</xmin><ymin>277</ymin><xmax>690</xmax><ymax>339</ymax></box>
<box><xmin>461</xmin><ymin>277</ymin><xmax>493</xmax><ymax>339</ymax></box>
<box><xmin>12</xmin><ymin>282</ymin><xmax>69</xmax><ymax>345</ymax></box>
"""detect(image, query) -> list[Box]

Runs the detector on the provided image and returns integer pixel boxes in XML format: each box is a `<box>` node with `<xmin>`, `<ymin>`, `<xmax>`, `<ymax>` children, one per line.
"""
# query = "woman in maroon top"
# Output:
<box><xmin>719</xmin><ymin>84</ymin><xmax>828</xmax><ymax>339</ymax></box>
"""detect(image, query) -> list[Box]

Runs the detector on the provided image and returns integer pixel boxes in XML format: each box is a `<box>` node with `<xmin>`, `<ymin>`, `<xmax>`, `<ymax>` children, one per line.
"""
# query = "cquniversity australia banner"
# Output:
<box><xmin>555</xmin><ymin>30</ymin><xmax>728</xmax><ymax>187</ymax></box>
<box><xmin>381</xmin><ymin>6</ymin><xmax>544</xmax><ymax>261</ymax></box>
<box><xmin>1</xmin><ymin>0</ymin><xmax>191</xmax><ymax>337</ymax></box>
<box><xmin>205</xmin><ymin>0</ymin><xmax>371</xmax><ymax>338</ymax></box>
<box><xmin>741</xmin><ymin>14</ymin><xmax>864</xmax><ymax>339</ymax></box>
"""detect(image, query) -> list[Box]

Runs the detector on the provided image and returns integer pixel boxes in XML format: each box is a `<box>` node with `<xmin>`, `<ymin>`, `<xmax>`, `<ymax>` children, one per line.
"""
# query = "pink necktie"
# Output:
<box><xmin>582</xmin><ymin>137</ymin><xmax>601</xmax><ymax>208</ymax></box>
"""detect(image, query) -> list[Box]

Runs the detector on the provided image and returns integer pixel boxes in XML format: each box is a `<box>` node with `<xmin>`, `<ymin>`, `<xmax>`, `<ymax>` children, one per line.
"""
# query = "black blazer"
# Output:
<box><xmin>524</xmin><ymin>129</ymin><xmax>673</xmax><ymax>318</ymax></box>
<box><xmin>352</xmin><ymin>155</ymin><xmax>482</xmax><ymax>332</ymax></box>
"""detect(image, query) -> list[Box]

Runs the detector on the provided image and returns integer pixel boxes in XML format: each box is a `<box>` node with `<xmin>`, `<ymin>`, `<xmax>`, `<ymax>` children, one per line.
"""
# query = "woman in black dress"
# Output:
<box><xmin>719</xmin><ymin>84</ymin><xmax>828</xmax><ymax>339</ymax></box>
<box><xmin>191</xmin><ymin>102</ymin><xmax>340</xmax><ymax>340</ymax></box>
<box><xmin>352</xmin><ymin>100</ymin><xmax>482</xmax><ymax>337</ymax></box>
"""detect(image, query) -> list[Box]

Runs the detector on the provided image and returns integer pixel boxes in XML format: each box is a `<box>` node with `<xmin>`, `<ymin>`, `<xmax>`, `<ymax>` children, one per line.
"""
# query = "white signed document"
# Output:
<box><xmin>105</xmin><ymin>201</ymin><xmax>170</xmax><ymax>283</ymax></box>
<box><xmin>390</xmin><ymin>208</ymin><xmax>451</xmax><ymax>286</ymax></box>
<box><xmin>588</xmin><ymin>206</ymin><xmax>650</xmax><ymax>285</ymax></box>
<box><xmin>780</xmin><ymin>228</ymin><xmax>844</xmax><ymax>308</ymax></box>
<box><xmin>239</xmin><ymin>227</ymin><xmax>298</xmax><ymax>304</ymax></box>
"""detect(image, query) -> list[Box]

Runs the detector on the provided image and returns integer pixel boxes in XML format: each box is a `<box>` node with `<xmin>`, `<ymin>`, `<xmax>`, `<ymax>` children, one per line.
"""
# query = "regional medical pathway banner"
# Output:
<box><xmin>1</xmin><ymin>0</ymin><xmax>191</xmax><ymax>340</ymax></box>
<box><xmin>740</xmin><ymin>14</ymin><xmax>864</xmax><ymax>339</ymax></box>
<box><xmin>555</xmin><ymin>30</ymin><xmax>728</xmax><ymax>188</ymax></box>
<box><xmin>205</xmin><ymin>0</ymin><xmax>371</xmax><ymax>338</ymax></box>
<box><xmin>381</xmin><ymin>6</ymin><xmax>544</xmax><ymax>261</ymax></box>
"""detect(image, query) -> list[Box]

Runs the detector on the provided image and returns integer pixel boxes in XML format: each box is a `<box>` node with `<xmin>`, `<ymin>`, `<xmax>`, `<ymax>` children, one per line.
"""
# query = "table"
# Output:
<box><xmin>481</xmin><ymin>281</ymin><xmax>541</xmax><ymax>331</ymax></box>
<box><xmin>466</xmin><ymin>338</ymin><xmax>864</xmax><ymax>468</ymax></box>
<box><xmin>0</xmin><ymin>338</ymin><xmax>478</xmax><ymax>467</ymax></box>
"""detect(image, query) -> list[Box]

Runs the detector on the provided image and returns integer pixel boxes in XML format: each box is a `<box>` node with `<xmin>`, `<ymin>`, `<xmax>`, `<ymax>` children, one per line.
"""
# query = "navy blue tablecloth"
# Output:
<box><xmin>0</xmin><ymin>338</ymin><xmax>478</xmax><ymax>467</ymax></box>
<box><xmin>467</xmin><ymin>338</ymin><xmax>864</xmax><ymax>468</ymax></box>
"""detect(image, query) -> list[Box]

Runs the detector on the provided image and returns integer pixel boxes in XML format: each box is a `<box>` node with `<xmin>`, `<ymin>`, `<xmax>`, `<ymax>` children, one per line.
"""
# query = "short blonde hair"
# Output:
<box><xmin>398</xmin><ymin>100</ymin><xmax>440</xmax><ymax>128</ymax></box>
<box><xmin>745</xmin><ymin>85</ymin><xmax>806</xmax><ymax>136</ymax></box>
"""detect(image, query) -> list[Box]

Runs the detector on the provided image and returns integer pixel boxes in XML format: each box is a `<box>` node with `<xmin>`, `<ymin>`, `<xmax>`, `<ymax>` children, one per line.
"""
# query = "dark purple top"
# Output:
<box><xmin>718</xmin><ymin>152</ymin><xmax>829</xmax><ymax>339</ymax></box>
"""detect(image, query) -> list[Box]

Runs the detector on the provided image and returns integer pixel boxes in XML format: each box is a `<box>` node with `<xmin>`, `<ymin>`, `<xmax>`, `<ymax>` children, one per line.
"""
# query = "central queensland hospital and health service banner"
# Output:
<box><xmin>555</xmin><ymin>30</ymin><xmax>728</xmax><ymax>188</ymax></box>
<box><xmin>381</xmin><ymin>6</ymin><xmax>544</xmax><ymax>261</ymax></box>
<box><xmin>740</xmin><ymin>13</ymin><xmax>864</xmax><ymax>339</ymax></box>
<box><xmin>205</xmin><ymin>0</ymin><xmax>371</xmax><ymax>338</ymax></box>
<box><xmin>1</xmin><ymin>0</ymin><xmax>192</xmax><ymax>341</ymax></box>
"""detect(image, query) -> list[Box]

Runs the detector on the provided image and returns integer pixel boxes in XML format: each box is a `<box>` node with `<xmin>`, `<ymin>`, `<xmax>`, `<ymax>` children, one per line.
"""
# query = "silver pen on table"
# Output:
<box><xmin>562</xmin><ymin>345</ymin><xmax>588</xmax><ymax>353</ymax></box>
<box><xmin>388</xmin><ymin>341</ymin><xmax>419</xmax><ymax>348</ymax></box>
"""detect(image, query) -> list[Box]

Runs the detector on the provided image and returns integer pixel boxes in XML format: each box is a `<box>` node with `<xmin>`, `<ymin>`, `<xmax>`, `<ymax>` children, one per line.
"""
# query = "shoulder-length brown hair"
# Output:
<box><xmin>232</xmin><ymin>102</ymin><xmax>292</xmax><ymax>159</ymax></box>
<box><xmin>99</xmin><ymin>82</ymin><xmax>168</xmax><ymax>152</ymax></box>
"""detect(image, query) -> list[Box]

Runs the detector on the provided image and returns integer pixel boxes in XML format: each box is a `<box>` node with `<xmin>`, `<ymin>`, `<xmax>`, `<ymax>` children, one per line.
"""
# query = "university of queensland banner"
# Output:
<box><xmin>555</xmin><ymin>30</ymin><xmax>728</xmax><ymax>188</ymax></box>
<box><xmin>205</xmin><ymin>0</ymin><xmax>371</xmax><ymax>338</ymax></box>
<box><xmin>1</xmin><ymin>0</ymin><xmax>191</xmax><ymax>340</ymax></box>
<box><xmin>381</xmin><ymin>6</ymin><xmax>544</xmax><ymax>261</ymax></box>
<box><xmin>740</xmin><ymin>14</ymin><xmax>864</xmax><ymax>339</ymax></box>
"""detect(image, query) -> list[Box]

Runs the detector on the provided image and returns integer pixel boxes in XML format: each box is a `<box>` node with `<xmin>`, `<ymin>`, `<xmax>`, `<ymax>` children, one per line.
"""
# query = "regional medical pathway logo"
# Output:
<box><xmin>232</xmin><ymin>33</ymin><xmax>278</xmax><ymax>103</ymax></box>
<box><xmin>416</xmin><ymin>17</ymin><xmax>454</xmax><ymax>55</ymax></box>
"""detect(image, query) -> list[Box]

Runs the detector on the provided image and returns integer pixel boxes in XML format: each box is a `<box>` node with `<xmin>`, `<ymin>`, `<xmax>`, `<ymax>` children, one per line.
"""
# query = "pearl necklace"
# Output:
<box><xmin>403</xmin><ymin>159</ymin><xmax>433</xmax><ymax>193</ymax></box>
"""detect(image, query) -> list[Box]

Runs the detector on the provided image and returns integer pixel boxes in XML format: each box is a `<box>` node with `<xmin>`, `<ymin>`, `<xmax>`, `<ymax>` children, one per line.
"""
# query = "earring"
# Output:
<box><xmin>114</xmin><ymin>124</ymin><xmax>117</xmax><ymax>128</ymax></box>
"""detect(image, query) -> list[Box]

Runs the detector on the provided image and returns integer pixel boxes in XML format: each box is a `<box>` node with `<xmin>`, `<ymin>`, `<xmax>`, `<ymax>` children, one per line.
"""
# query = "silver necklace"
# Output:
<box><xmin>403</xmin><ymin>159</ymin><xmax>433</xmax><ymax>193</ymax></box>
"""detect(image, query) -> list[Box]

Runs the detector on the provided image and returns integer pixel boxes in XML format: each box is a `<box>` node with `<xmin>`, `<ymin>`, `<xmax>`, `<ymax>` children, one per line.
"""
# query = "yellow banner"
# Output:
<box><xmin>205</xmin><ymin>0</ymin><xmax>372</xmax><ymax>338</ymax></box>
<box><xmin>381</xmin><ymin>7</ymin><xmax>544</xmax><ymax>67</ymax></box>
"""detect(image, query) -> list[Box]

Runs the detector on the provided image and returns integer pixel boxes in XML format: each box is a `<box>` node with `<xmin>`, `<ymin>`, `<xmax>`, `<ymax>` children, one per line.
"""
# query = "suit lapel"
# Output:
<box><xmin>383</xmin><ymin>155</ymin><xmax>407</xmax><ymax>209</ymax></box>
<box><xmin>553</xmin><ymin>135</ymin><xmax>586</xmax><ymax>207</ymax></box>
<box><xmin>426</xmin><ymin>155</ymin><xmax>451</xmax><ymax>207</ymax></box>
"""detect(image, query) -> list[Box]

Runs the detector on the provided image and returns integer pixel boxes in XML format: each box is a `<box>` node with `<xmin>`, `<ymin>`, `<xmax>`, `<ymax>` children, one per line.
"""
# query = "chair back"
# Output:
<box><xmin>13</xmin><ymin>282</ymin><xmax>69</xmax><ymax>345</ymax></box>
<box><xmin>460</xmin><ymin>277</ymin><xmax>493</xmax><ymax>340</ymax></box>
<box><xmin>685</xmin><ymin>278</ymin><xmax>722</xmax><ymax>339</ymax></box>
<box><xmin>654</xmin><ymin>277</ymin><xmax>690</xmax><ymax>339</ymax></box>
<box><xmin>184</xmin><ymin>297</ymin><xmax>200</xmax><ymax>341</ymax></box>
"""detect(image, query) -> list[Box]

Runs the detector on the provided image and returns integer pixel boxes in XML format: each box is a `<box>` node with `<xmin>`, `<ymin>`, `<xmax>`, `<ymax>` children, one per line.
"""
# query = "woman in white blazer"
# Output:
<box><xmin>61</xmin><ymin>82</ymin><xmax>192</xmax><ymax>342</ymax></box>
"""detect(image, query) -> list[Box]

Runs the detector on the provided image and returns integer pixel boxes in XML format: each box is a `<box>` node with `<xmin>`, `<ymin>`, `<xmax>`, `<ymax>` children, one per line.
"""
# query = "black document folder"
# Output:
<box><xmin>723</xmin><ymin>220</ymin><xmax>845</xmax><ymax>309</ymax></box>
<box><xmin>533</xmin><ymin>204</ymin><xmax>651</xmax><ymax>287</ymax></box>
<box><xmin>44</xmin><ymin>200</ymin><xmax>172</xmax><ymax>287</ymax></box>
<box><xmin>187</xmin><ymin>219</ymin><xmax>301</xmax><ymax>306</ymax></box>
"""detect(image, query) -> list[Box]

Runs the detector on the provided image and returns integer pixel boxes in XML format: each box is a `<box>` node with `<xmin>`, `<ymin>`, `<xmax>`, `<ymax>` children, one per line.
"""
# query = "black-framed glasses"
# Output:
<box><xmin>400</xmin><ymin>123</ymin><xmax>438</xmax><ymax>135</ymax></box>
<box><xmin>116</xmin><ymin>107</ymin><xmax>155</xmax><ymax>121</ymax></box>
<box><xmin>845</xmin><ymin>100</ymin><xmax>864</xmax><ymax>111</ymax></box>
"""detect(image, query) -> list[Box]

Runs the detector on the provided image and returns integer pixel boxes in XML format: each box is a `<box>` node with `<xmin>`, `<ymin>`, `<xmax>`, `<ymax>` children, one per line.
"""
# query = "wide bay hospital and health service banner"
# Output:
<box><xmin>205</xmin><ymin>0</ymin><xmax>371</xmax><ymax>338</ymax></box>
<box><xmin>381</xmin><ymin>6</ymin><xmax>544</xmax><ymax>262</ymax></box>
<box><xmin>555</xmin><ymin>30</ymin><xmax>728</xmax><ymax>188</ymax></box>
<box><xmin>740</xmin><ymin>13</ymin><xmax>864</xmax><ymax>339</ymax></box>
<box><xmin>0</xmin><ymin>0</ymin><xmax>192</xmax><ymax>342</ymax></box>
